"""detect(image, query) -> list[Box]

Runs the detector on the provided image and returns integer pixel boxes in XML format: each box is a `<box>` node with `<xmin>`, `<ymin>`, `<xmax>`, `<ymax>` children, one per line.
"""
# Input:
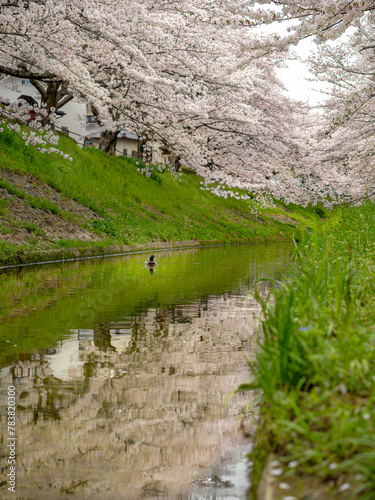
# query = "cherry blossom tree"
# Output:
<box><xmin>241</xmin><ymin>1</ymin><xmax>375</xmax><ymax>41</ymax></box>
<box><xmin>4</xmin><ymin>0</ymin><xmax>362</xmax><ymax>205</ymax></box>
<box><xmin>0</xmin><ymin>2</ymin><xmax>305</xmax><ymax>195</ymax></box>
<box><xmin>237</xmin><ymin>1</ymin><xmax>375</xmax><ymax>203</ymax></box>
<box><xmin>0</xmin><ymin>64</ymin><xmax>74</xmax><ymax>128</ymax></box>
<box><xmin>303</xmin><ymin>14</ymin><xmax>375</xmax><ymax>201</ymax></box>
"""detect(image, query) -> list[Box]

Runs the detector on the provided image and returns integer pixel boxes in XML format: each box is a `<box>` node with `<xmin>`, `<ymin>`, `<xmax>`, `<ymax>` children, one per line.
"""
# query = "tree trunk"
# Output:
<box><xmin>30</xmin><ymin>80</ymin><xmax>73</xmax><ymax>129</ymax></box>
<box><xmin>99</xmin><ymin>130</ymin><xmax>120</xmax><ymax>155</ymax></box>
<box><xmin>137</xmin><ymin>138</ymin><xmax>146</xmax><ymax>160</ymax></box>
<box><xmin>169</xmin><ymin>152</ymin><xmax>181</xmax><ymax>171</ymax></box>
<box><xmin>42</xmin><ymin>82</ymin><xmax>59</xmax><ymax>128</ymax></box>
<box><xmin>90</xmin><ymin>105</ymin><xmax>121</xmax><ymax>155</ymax></box>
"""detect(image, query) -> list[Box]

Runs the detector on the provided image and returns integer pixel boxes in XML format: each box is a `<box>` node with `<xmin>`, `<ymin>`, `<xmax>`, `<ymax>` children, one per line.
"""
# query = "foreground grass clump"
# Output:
<box><xmin>243</xmin><ymin>201</ymin><xmax>375</xmax><ymax>499</ymax></box>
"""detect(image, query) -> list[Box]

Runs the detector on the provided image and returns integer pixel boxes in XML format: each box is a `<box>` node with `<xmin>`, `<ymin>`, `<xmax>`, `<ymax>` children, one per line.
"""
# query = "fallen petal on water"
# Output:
<box><xmin>271</xmin><ymin>468</ymin><xmax>283</xmax><ymax>476</ymax></box>
<box><xmin>338</xmin><ymin>483</ymin><xmax>350</xmax><ymax>493</ymax></box>
<box><xmin>270</xmin><ymin>460</ymin><xmax>280</xmax><ymax>467</ymax></box>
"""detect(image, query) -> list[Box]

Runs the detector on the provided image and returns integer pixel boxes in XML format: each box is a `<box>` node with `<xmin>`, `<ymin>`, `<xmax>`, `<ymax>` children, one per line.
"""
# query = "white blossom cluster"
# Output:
<box><xmin>0</xmin><ymin>99</ymin><xmax>72</xmax><ymax>160</ymax></box>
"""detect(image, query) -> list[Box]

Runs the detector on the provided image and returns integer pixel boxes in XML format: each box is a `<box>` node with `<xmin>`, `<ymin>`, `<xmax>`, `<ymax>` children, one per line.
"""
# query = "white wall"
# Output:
<box><xmin>0</xmin><ymin>77</ymin><xmax>86</xmax><ymax>139</ymax></box>
<box><xmin>84</xmin><ymin>136</ymin><xmax>139</xmax><ymax>157</ymax></box>
<box><xmin>116</xmin><ymin>137</ymin><xmax>138</xmax><ymax>157</ymax></box>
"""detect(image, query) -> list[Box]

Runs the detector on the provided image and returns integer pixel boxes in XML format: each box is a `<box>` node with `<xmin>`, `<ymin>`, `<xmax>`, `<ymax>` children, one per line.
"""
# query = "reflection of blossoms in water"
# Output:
<box><xmin>0</xmin><ymin>293</ymin><xmax>263</xmax><ymax>499</ymax></box>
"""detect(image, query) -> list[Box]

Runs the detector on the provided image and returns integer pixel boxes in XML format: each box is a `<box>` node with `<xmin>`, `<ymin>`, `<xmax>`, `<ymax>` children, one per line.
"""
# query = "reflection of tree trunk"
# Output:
<box><xmin>93</xmin><ymin>324</ymin><xmax>116</xmax><ymax>352</ymax></box>
<box><xmin>99</xmin><ymin>130</ymin><xmax>120</xmax><ymax>155</ymax></box>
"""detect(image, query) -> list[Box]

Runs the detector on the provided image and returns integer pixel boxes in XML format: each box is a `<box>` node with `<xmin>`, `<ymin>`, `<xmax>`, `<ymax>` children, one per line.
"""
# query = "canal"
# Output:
<box><xmin>0</xmin><ymin>243</ymin><xmax>292</xmax><ymax>499</ymax></box>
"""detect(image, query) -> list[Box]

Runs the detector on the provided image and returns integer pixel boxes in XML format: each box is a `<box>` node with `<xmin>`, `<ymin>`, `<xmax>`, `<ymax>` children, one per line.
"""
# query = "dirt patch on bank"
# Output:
<box><xmin>0</xmin><ymin>170</ymin><xmax>103</xmax><ymax>249</ymax></box>
<box><xmin>268</xmin><ymin>213</ymin><xmax>298</xmax><ymax>225</ymax></box>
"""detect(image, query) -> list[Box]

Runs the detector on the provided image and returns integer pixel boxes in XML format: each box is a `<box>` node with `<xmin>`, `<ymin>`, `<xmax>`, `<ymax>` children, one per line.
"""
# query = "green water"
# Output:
<box><xmin>0</xmin><ymin>243</ymin><xmax>292</xmax><ymax>499</ymax></box>
<box><xmin>0</xmin><ymin>244</ymin><xmax>291</xmax><ymax>367</ymax></box>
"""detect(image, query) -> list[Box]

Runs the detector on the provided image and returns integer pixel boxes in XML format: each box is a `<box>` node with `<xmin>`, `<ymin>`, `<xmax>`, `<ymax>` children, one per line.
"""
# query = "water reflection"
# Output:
<box><xmin>0</xmin><ymin>243</ymin><xmax>291</xmax><ymax>499</ymax></box>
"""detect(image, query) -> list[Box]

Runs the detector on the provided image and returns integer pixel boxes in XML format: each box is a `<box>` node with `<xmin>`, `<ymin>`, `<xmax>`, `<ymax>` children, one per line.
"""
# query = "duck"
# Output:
<box><xmin>145</xmin><ymin>255</ymin><xmax>157</xmax><ymax>267</ymax></box>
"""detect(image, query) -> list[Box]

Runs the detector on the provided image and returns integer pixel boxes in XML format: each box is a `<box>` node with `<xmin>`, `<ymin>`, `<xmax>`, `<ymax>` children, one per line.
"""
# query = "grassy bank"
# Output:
<box><xmin>243</xmin><ymin>201</ymin><xmax>375</xmax><ymax>499</ymax></box>
<box><xmin>0</xmin><ymin>128</ymin><xmax>322</xmax><ymax>266</ymax></box>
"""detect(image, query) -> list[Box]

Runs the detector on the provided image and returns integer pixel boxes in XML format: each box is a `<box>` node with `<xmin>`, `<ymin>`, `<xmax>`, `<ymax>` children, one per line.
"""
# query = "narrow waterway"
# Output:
<box><xmin>0</xmin><ymin>243</ymin><xmax>292</xmax><ymax>499</ymax></box>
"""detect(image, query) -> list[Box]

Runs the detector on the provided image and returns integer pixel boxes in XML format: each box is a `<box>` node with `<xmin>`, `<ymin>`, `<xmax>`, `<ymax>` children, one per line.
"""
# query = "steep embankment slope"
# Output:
<box><xmin>0</xmin><ymin>129</ymin><xmax>321</xmax><ymax>266</ymax></box>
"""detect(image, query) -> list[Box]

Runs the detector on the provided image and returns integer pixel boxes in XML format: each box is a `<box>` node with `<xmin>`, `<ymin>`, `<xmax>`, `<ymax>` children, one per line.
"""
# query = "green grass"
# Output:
<box><xmin>0</xmin><ymin>223</ymin><xmax>11</xmax><ymax>234</ymax></box>
<box><xmin>240</xmin><ymin>200</ymin><xmax>375</xmax><ymax>499</ymax></box>
<box><xmin>0</xmin><ymin>179</ymin><xmax>68</xmax><ymax>216</ymax></box>
<box><xmin>0</xmin><ymin>197</ymin><xmax>10</xmax><ymax>215</ymax></box>
<box><xmin>0</xmin><ymin>126</ymin><xmax>321</xmax><ymax>264</ymax></box>
<box><xmin>22</xmin><ymin>222</ymin><xmax>43</xmax><ymax>234</ymax></box>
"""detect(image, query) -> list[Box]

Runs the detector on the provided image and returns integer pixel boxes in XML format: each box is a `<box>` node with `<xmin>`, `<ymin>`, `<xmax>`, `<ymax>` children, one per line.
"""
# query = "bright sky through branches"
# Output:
<box><xmin>276</xmin><ymin>38</ymin><xmax>330</xmax><ymax>106</ymax></box>
<box><xmin>254</xmin><ymin>15</ymin><xmax>330</xmax><ymax>106</ymax></box>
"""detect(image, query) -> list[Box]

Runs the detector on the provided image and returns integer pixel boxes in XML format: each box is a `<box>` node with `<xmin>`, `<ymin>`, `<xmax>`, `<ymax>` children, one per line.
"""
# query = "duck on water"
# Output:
<box><xmin>145</xmin><ymin>255</ymin><xmax>157</xmax><ymax>267</ymax></box>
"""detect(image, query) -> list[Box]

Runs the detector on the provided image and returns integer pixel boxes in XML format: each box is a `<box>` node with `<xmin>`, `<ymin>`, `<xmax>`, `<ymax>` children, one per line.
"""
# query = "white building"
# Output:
<box><xmin>0</xmin><ymin>76</ymin><xmax>87</xmax><ymax>139</ymax></box>
<box><xmin>0</xmin><ymin>76</ymin><xmax>171</xmax><ymax>165</ymax></box>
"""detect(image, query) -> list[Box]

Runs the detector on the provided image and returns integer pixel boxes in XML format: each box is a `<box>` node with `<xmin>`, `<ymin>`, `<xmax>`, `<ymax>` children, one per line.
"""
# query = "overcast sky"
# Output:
<box><xmin>254</xmin><ymin>17</ymin><xmax>332</xmax><ymax>107</ymax></box>
<box><xmin>275</xmin><ymin>37</ymin><xmax>330</xmax><ymax>107</ymax></box>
